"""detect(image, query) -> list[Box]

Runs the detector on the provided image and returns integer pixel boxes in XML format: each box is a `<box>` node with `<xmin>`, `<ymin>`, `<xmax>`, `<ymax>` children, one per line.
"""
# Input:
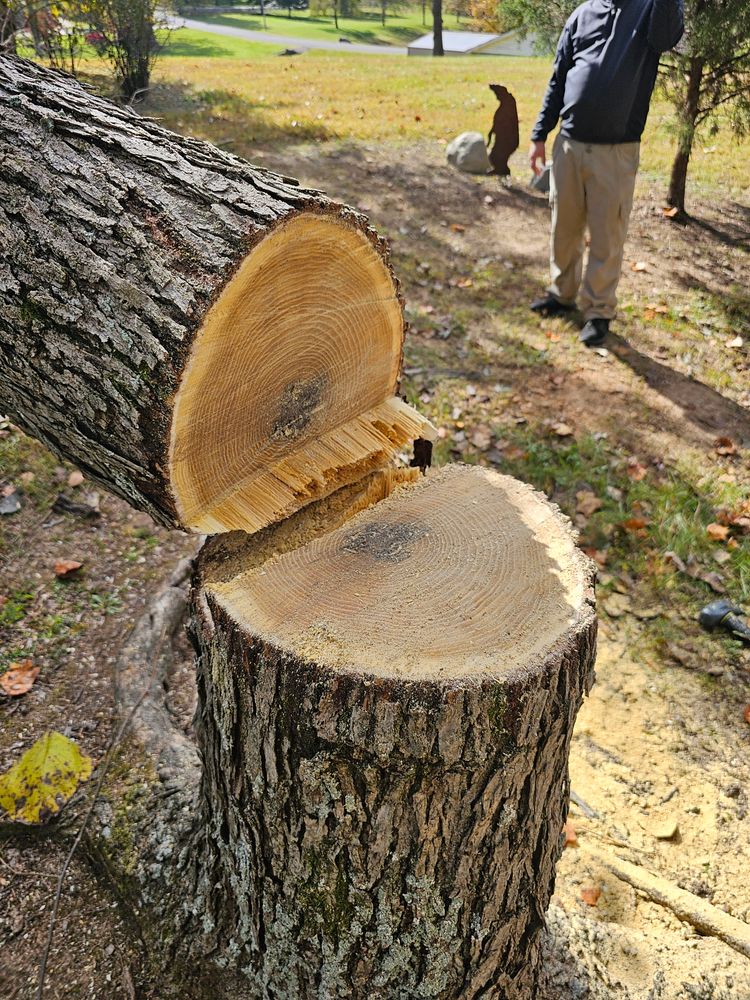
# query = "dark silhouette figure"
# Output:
<box><xmin>487</xmin><ymin>85</ymin><xmax>519</xmax><ymax>176</ymax></box>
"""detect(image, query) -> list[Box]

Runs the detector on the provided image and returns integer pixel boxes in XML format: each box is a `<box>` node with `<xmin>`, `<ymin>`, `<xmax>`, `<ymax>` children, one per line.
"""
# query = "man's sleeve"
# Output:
<box><xmin>648</xmin><ymin>0</ymin><xmax>684</xmax><ymax>53</ymax></box>
<box><xmin>531</xmin><ymin>23</ymin><xmax>574</xmax><ymax>142</ymax></box>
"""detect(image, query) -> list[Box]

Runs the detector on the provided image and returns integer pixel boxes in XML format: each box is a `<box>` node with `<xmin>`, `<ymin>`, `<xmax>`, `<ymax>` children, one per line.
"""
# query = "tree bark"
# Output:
<box><xmin>432</xmin><ymin>0</ymin><xmax>444</xmax><ymax>55</ymax></box>
<box><xmin>667</xmin><ymin>57</ymin><xmax>704</xmax><ymax>213</ymax></box>
<box><xmin>170</xmin><ymin>465</ymin><xmax>597</xmax><ymax>998</ymax></box>
<box><xmin>0</xmin><ymin>56</ymin><xmax>431</xmax><ymax>535</ymax></box>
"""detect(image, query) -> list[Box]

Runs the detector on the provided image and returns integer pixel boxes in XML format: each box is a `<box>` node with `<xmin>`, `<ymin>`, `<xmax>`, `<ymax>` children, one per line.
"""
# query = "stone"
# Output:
<box><xmin>446</xmin><ymin>132</ymin><xmax>491</xmax><ymax>175</ymax></box>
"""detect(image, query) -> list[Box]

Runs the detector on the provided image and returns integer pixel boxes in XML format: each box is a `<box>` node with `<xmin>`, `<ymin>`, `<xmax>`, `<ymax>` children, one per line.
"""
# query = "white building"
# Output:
<box><xmin>407</xmin><ymin>30</ymin><xmax>538</xmax><ymax>57</ymax></box>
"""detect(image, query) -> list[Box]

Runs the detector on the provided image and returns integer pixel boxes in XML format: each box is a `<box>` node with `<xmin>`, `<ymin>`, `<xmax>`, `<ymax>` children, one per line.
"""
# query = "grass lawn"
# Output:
<box><xmin>189</xmin><ymin>6</ymin><xmax>443</xmax><ymax>46</ymax></box>
<box><xmin>153</xmin><ymin>41</ymin><xmax>750</xmax><ymax>203</ymax></box>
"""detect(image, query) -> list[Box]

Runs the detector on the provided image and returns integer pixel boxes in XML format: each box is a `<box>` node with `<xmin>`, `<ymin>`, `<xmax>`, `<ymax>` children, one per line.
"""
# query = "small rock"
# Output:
<box><xmin>651</xmin><ymin>819</ymin><xmax>680</xmax><ymax>840</ymax></box>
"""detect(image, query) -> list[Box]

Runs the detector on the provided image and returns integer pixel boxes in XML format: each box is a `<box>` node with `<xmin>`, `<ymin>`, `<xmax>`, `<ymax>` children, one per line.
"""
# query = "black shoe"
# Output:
<box><xmin>580</xmin><ymin>318</ymin><xmax>610</xmax><ymax>347</ymax></box>
<box><xmin>530</xmin><ymin>294</ymin><xmax>575</xmax><ymax>318</ymax></box>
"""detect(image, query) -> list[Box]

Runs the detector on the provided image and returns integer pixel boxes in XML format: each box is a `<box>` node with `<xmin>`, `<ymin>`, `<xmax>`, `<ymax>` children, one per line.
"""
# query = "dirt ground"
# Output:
<box><xmin>1</xmin><ymin>138</ymin><xmax>749</xmax><ymax>998</ymax></box>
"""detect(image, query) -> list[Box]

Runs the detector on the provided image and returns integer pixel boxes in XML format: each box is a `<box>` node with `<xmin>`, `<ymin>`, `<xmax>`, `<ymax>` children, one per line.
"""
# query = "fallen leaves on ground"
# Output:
<box><xmin>714</xmin><ymin>437</ymin><xmax>738</xmax><ymax>456</ymax></box>
<box><xmin>626</xmin><ymin>458</ymin><xmax>648</xmax><ymax>481</ymax></box>
<box><xmin>54</xmin><ymin>559</ymin><xmax>83</xmax><ymax>578</ymax></box>
<box><xmin>631</xmin><ymin>261</ymin><xmax>649</xmax><ymax>272</ymax></box>
<box><xmin>576</xmin><ymin>490</ymin><xmax>603</xmax><ymax>517</ymax></box>
<box><xmin>622</xmin><ymin>517</ymin><xmax>650</xmax><ymax>534</ymax></box>
<box><xmin>0</xmin><ymin>731</ymin><xmax>92</xmax><ymax>824</ymax></box>
<box><xmin>580</xmin><ymin>885</ymin><xmax>602</xmax><ymax>906</ymax></box>
<box><xmin>67</xmin><ymin>470</ymin><xmax>84</xmax><ymax>487</ymax></box>
<box><xmin>470</xmin><ymin>427</ymin><xmax>492</xmax><ymax>450</ymax></box>
<box><xmin>744</xmin><ymin>705</ymin><xmax>750</xmax><ymax>725</ymax></box>
<box><xmin>0</xmin><ymin>485</ymin><xmax>21</xmax><ymax>515</ymax></box>
<box><xmin>563</xmin><ymin>820</ymin><xmax>578</xmax><ymax>848</ymax></box>
<box><xmin>662</xmin><ymin>206</ymin><xmax>679</xmax><ymax>218</ymax></box>
<box><xmin>0</xmin><ymin>659</ymin><xmax>39</xmax><ymax>697</ymax></box>
<box><xmin>707</xmin><ymin>523</ymin><xmax>730</xmax><ymax>542</ymax></box>
<box><xmin>550</xmin><ymin>422</ymin><xmax>573</xmax><ymax>437</ymax></box>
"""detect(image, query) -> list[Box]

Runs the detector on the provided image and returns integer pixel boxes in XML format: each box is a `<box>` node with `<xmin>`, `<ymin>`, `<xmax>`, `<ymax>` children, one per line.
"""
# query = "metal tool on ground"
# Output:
<box><xmin>698</xmin><ymin>599</ymin><xmax>750</xmax><ymax>643</ymax></box>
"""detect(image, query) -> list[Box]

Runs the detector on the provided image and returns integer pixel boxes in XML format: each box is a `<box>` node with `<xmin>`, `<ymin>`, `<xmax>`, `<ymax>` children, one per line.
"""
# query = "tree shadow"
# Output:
<box><xmin>606</xmin><ymin>332</ymin><xmax>750</xmax><ymax>442</ymax></box>
<box><xmin>145</xmin><ymin>80</ymin><xmax>334</xmax><ymax>147</ymax></box>
<box><xmin>682</xmin><ymin>201</ymin><xmax>750</xmax><ymax>251</ymax></box>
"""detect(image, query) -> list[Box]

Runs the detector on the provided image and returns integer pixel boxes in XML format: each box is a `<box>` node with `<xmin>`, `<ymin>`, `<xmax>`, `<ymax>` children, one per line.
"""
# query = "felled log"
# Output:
<box><xmin>0</xmin><ymin>55</ymin><xmax>432</xmax><ymax>533</ymax></box>
<box><xmin>189</xmin><ymin>465</ymin><xmax>596</xmax><ymax>998</ymax></box>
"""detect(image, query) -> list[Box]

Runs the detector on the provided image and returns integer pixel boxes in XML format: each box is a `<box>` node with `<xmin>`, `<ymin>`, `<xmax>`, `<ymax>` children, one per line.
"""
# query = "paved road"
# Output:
<box><xmin>170</xmin><ymin>16</ymin><xmax>408</xmax><ymax>55</ymax></box>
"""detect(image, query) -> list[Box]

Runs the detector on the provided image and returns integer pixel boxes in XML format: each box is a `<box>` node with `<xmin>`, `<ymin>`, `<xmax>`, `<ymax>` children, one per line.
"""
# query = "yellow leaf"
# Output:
<box><xmin>0</xmin><ymin>732</ymin><xmax>92</xmax><ymax>825</ymax></box>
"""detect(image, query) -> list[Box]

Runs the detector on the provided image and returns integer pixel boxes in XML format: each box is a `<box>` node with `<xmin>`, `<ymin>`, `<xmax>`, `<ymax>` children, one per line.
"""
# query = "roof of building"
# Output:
<box><xmin>407</xmin><ymin>31</ymin><xmax>504</xmax><ymax>52</ymax></box>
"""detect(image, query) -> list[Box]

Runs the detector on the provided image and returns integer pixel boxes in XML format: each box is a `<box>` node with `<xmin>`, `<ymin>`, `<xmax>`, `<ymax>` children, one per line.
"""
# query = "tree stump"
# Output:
<box><xmin>0</xmin><ymin>57</ymin><xmax>598</xmax><ymax>998</ymax></box>
<box><xmin>0</xmin><ymin>55</ymin><xmax>432</xmax><ymax>533</ymax></box>
<box><xmin>189</xmin><ymin>465</ymin><xmax>596</xmax><ymax>998</ymax></box>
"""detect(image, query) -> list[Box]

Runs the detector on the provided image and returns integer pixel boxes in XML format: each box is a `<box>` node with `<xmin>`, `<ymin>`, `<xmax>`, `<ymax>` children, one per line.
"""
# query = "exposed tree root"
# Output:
<box><xmin>584</xmin><ymin>844</ymin><xmax>750</xmax><ymax>960</ymax></box>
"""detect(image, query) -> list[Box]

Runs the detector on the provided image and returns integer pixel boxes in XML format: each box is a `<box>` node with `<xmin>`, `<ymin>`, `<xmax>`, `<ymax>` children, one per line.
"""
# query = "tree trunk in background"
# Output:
<box><xmin>667</xmin><ymin>57</ymin><xmax>704</xmax><ymax>213</ymax></box>
<box><xmin>175</xmin><ymin>465</ymin><xmax>597</xmax><ymax>998</ymax></box>
<box><xmin>0</xmin><ymin>2</ymin><xmax>16</xmax><ymax>53</ymax></box>
<box><xmin>432</xmin><ymin>0</ymin><xmax>443</xmax><ymax>55</ymax></box>
<box><xmin>0</xmin><ymin>55</ymin><xmax>431</xmax><ymax>535</ymax></box>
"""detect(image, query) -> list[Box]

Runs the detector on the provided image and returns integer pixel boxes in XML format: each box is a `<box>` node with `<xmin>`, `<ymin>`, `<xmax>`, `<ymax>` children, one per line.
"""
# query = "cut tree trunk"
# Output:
<box><xmin>175</xmin><ymin>465</ymin><xmax>596</xmax><ymax>998</ymax></box>
<box><xmin>0</xmin><ymin>55</ymin><xmax>432</xmax><ymax>534</ymax></box>
<box><xmin>1</xmin><ymin>56</ymin><xmax>598</xmax><ymax>999</ymax></box>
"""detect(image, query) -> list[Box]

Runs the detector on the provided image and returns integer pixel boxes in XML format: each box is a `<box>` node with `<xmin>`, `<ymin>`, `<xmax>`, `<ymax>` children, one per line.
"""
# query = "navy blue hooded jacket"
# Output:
<box><xmin>531</xmin><ymin>0</ymin><xmax>684</xmax><ymax>144</ymax></box>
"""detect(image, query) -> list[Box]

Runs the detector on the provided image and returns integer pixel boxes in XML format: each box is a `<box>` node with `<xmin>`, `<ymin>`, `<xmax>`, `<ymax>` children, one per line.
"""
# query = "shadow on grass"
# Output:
<box><xmin>146</xmin><ymin>80</ymin><xmax>334</xmax><ymax>146</ymax></box>
<box><xmin>163</xmin><ymin>33</ymin><xmax>262</xmax><ymax>58</ymax></box>
<box><xmin>199</xmin><ymin>10</ymin><xmax>418</xmax><ymax>45</ymax></box>
<box><xmin>607</xmin><ymin>332</ymin><xmax>750</xmax><ymax>441</ymax></box>
<box><xmin>684</xmin><ymin>201</ymin><xmax>750</xmax><ymax>251</ymax></box>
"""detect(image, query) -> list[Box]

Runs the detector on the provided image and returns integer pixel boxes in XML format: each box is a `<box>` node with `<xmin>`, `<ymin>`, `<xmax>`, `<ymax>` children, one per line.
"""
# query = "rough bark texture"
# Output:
<box><xmin>182</xmin><ymin>584</ymin><xmax>597</xmax><ymax>998</ymax></box>
<box><xmin>667</xmin><ymin>57</ymin><xmax>704</xmax><ymax>213</ymax></box>
<box><xmin>0</xmin><ymin>55</ymin><xmax>395</xmax><ymax>528</ymax></box>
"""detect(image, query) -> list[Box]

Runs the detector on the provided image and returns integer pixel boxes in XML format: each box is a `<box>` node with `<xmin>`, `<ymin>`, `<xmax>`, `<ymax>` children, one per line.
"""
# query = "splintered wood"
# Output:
<box><xmin>170</xmin><ymin>214</ymin><xmax>434</xmax><ymax>533</ymax></box>
<box><xmin>204</xmin><ymin>465</ymin><xmax>590</xmax><ymax>679</ymax></box>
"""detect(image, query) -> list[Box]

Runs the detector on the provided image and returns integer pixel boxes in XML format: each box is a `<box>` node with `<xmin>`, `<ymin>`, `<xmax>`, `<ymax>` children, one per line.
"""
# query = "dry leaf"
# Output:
<box><xmin>546</xmin><ymin>331</ymin><xmax>562</xmax><ymax>343</ymax></box>
<box><xmin>583</xmin><ymin>547</ymin><xmax>609</xmax><ymax>568</ymax></box>
<box><xmin>576</xmin><ymin>490</ymin><xmax>603</xmax><ymax>517</ymax></box>
<box><xmin>450</xmin><ymin>223</ymin><xmax>465</xmax><ymax>233</ymax></box>
<box><xmin>700</xmin><ymin>571</ymin><xmax>726</xmax><ymax>594</ymax></box>
<box><xmin>744</xmin><ymin>705</ymin><xmax>750</xmax><ymax>725</ymax></box>
<box><xmin>664</xmin><ymin>550</ymin><xmax>686</xmax><ymax>572</ymax></box>
<box><xmin>456</xmin><ymin>277</ymin><xmax>473</xmax><ymax>289</ymax></box>
<box><xmin>563</xmin><ymin>820</ymin><xmax>578</xmax><ymax>848</ymax></box>
<box><xmin>714</xmin><ymin>437</ymin><xmax>737</xmax><ymax>456</ymax></box>
<box><xmin>54</xmin><ymin>559</ymin><xmax>83</xmax><ymax>578</ymax></box>
<box><xmin>631</xmin><ymin>261</ymin><xmax>648</xmax><ymax>272</ymax></box>
<box><xmin>503</xmin><ymin>445</ymin><xmax>528</xmax><ymax>461</ymax></box>
<box><xmin>707</xmin><ymin>523</ymin><xmax>730</xmax><ymax>542</ymax></box>
<box><xmin>551</xmin><ymin>422</ymin><xmax>573</xmax><ymax>437</ymax></box>
<box><xmin>622</xmin><ymin>517</ymin><xmax>649</xmax><ymax>532</ymax></box>
<box><xmin>626</xmin><ymin>459</ymin><xmax>648</xmax><ymax>481</ymax></box>
<box><xmin>581</xmin><ymin>885</ymin><xmax>601</xmax><ymax>906</ymax></box>
<box><xmin>67</xmin><ymin>470</ymin><xmax>84</xmax><ymax>487</ymax></box>
<box><xmin>19</xmin><ymin>472</ymin><xmax>35</xmax><ymax>485</ymax></box>
<box><xmin>0</xmin><ymin>659</ymin><xmax>39</xmax><ymax>697</ymax></box>
<box><xmin>662</xmin><ymin>206</ymin><xmax>679</xmax><ymax>218</ymax></box>
<box><xmin>603</xmin><ymin>593</ymin><xmax>632</xmax><ymax>618</ymax></box>
<box><xmin>470</xmin><ymin>427</ymin><xmax>492</xmax><ymax>451</ymax></box>
<box><xmin>0</xmin><ymin>488</ymin><xmax>21</xmax><ymax>516</ymax></box>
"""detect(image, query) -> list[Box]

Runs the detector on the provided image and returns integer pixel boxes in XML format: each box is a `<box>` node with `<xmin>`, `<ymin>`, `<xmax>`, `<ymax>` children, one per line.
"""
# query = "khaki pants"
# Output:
<box><xmin>549</xmin><ymin>134</ymin><xmax>640</xmax><ymax>321</ymax></box>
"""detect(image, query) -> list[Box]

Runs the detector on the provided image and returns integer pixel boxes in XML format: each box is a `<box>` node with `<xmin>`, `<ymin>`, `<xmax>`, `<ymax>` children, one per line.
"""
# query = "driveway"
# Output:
<box><xmin>169</xmin><ymin>16</ymin><xmax>408</xmax><ymax>55</ymax></box>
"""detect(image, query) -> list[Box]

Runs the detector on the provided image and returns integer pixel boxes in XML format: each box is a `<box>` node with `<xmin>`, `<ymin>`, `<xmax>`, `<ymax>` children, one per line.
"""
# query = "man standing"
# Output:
<box><xmin>529</xmin><ymin>0</ymin><xmax>684</xmax><ymax>346</ymax></box>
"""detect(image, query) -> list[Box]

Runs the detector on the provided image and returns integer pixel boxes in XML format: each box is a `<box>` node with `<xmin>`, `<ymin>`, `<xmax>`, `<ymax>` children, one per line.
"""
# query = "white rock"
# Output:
<box><xmin>446</xmin><ymin>132</ymin><xmax>491</xmax><ymax>175</ymax></box>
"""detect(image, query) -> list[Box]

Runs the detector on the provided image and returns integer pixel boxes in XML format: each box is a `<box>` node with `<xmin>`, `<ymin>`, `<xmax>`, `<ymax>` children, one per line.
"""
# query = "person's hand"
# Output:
<box><xmin>529</xmin><ymin>140</ymin><xmax>546</xmax><ymax>176</ymax></box>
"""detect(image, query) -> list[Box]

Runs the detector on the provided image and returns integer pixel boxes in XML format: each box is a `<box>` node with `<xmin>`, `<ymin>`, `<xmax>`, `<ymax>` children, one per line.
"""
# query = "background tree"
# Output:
<box><xmin>468</xmin><ymin>0</ymin><xmax>501</xmax><ymax>31</ymax></box>
<box><xmin>0</xmin><ymin>1</ymin><xmax>19</xmax><ymax>52</ymax></box>
<box><xmin>661</xmin><ymin>0</ymin><xmax>750</xmax><ymax>211</ymax></box>
<box><xmin>497</xmin><ymin>0</ymin><xmax>750</xmax><ymax>213</ymax></box>
<box><xmin>84</xmin><ymin>0</ymin><xmax>166</xmax><ymax>101</ymax></box>
<box><xmin>432</xmin><ymin>0</ymin><xmax>442</xmax><ymax>54</ymax></box>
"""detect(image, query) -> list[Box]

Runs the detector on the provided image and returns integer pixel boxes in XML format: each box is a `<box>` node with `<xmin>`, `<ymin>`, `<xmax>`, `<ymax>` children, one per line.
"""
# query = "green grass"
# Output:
<box><xmin>162</xmin><ymin>27</ymin><xmax>280</xmax><ymax>59</ymax></box>
<box><xmin>150</xmin><ymin>47</ymin><xmax>750</xmax><ymax>201</ymax></box>
<box><xmin>189</xmin><ymin>6</ymin><xmax>435</xmax><ymax>46</ymax></box>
